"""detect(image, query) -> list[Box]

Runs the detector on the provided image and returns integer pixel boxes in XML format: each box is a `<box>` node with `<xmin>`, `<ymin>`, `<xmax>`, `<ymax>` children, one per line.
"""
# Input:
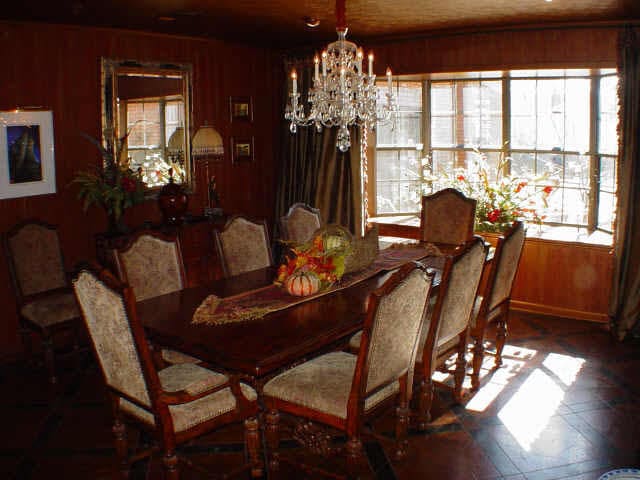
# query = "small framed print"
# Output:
<box><xmin>231</xmin><ymin>137</ymin><xmax>254</xmax><ymax>163</ymax></box>
<box><xmin>0</xmin><ymin>110</ymin><xmax>56</xmax><ymax>199</ymax></box>
<box><xmin>229</xmin><ymin>96</ymin><xmax>253</xmax><ymax>123</ymax></box>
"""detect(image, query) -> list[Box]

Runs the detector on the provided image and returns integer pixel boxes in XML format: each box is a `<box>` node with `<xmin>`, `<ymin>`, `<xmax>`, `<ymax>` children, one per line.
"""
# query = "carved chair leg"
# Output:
<box><xmin>112</xmin><ymin>419</ymin><xmax>130</xmax><ymax>479</ymax></box>
<box><xmin>265</xmin><ymin>409</ymin><xmax>280</xmax><ymax>472</ymax></box>
<box><xmin>394</xmin><ymin>403</ymin><xmax>409</xmax><ymax>461</ymax></box>
<box><xmin>42</xmin><ymin>333</ymin><xmax>57</xmax><ymax>384</ymax></box>
<box><xmin>244</xmin><ymin>417</ymin><xmax>263</xmax><ymax>478</ymax></box>
<box><xmin>471</xmin><ymin>335</ymin><xmax>485</xmax><ymax>391</ymax></box>
<box><xmin>19</xmin><ymin>322</ymin><xmax>33</xmax><ymax>363</ymax></box>
<box><xmin>162</xmin><ymin>450</ymin><xmax>179</xmax><ymax>480</ymax></box>
<box><xmin>416</xmin><ymin>379</ymin><xmax>433</xmax><ymax>431</ymax></box>
<box><xmin>453</xmin><ymin>342</ymin><xmax>467</xmax><ymax>403</ymax></box>
<box><xmin>495</xmin><ymin>314</ymin><xmax>508</xmax><ymax>368</ymax></box>
<box><xmin>345</xmin><ymin>436</ymin><xmax>365</xmax><ymax>479</ymax></box>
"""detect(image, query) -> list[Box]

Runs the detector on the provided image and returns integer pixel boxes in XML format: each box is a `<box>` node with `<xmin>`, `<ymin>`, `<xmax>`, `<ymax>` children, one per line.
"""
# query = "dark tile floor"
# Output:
<box><xmin>1</xmin><ymin>312</ymin><xmax>639</xmax><ymax>480</ymax></box>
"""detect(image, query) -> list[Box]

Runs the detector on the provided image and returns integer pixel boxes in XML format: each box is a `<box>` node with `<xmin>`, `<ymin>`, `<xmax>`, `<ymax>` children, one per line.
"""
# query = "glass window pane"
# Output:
<box><xmin>536</xmin><ymin>153</ymin><xmax>563</xmax><ymax>181</ymax></box>
<box><xmin>431</xmin><ymin>83</ymin><xmax>453</xmax><ymax>114</ymax></box>
<box><xmin>564</xmin><ymin>79</ymin><xmax>590</xmax><ymax>152</ymax></box>
<box><xmin>598</xmin><ymin>76</ymin><xmax>619</xmax><ymax>155</ymax></box>
<box><xmin>511</xmin><ymin>117</ymin><xmax>536</xmax><ymax>149</ymax></box>
<box><xmin>597</xmin><ymin>191</ymin><xmax>616</xmax><ymax>231</ymax></box>
<box><xmin>510</xmin><ymin>152</ymin><xmax>535</xmax><ymax>177</ymax></box>
<box><xmin>396</xmin><ymin>82</ymin><xmax>422</xmax><ymax>112</ymax></box>
<box><xmin>564</xmin><ymin>154</ymin><xmax>590</xmax><ymax>188</ymax></box>
<box><xmin>376</xmin><ymin>150</ymin><xmax>398</xmax><ymax>181</ymax></box>
<box><xmin>431</xmin><ymin>116</ymin><xmax>454</xmax><ymax>147</ymax></box>
<box><xmin>561</xmin><ymin>188</ymin><xmax>589</xmax><ymax>225</ymax></box>
<box><xmin>536</xmin><ymin>79</ymin><xmax>565</xmax><ymax>149</ymax></box>
<box><xmin>431</xmin><ymin>150</ymin><xmax>455</xmax><ymax>178</ymax></box>
<box><xmin>600</xmin><ymin>156</ymin><xmax>616</xmax><ymax>190</ymax></box>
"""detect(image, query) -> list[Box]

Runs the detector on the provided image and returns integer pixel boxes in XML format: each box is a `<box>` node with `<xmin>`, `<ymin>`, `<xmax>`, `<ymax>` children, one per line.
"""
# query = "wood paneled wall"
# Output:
<box><xmin>0</xmin><ymin>21</ymin><xmax>282</xmax><ymax>360</ymax></box>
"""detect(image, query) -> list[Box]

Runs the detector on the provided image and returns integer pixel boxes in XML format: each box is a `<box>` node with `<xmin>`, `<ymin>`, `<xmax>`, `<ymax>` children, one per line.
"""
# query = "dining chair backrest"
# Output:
<box><xmin>486</xmin><ymin>221</ymin><xmax>526</xmax><ymax>311</ymax></box>
<box><xmin>435</xmin><ymin>237</ymin><xmax>487</xmax><ymax>347</ymax></box>
<box><xmin>73</xmin><ymin>265</ymin><xmax>157</xmax><ymax>408</ymax></box>
<box><xmin>420</xmin><ymin>188</ymin><xmax>477</xmax><ymax>245</ymax></box>
<box><xmin>279</xmin><ymin>203</ymin><xmax>322</xmax><ymax>244</ymax></box>
<box><xmin>4</xmin><ymin>220</ymin><xmax>68</xmax><ymax>299</ymax></box>
<box><xmin>214</xmin><ymin>215</ymin><xmax>273</xmax><ymax>277</ymax></box>
<box><xmin>114</xmin><ymin>230</ymin><xmax>185</xmax><ymax>302</ymax></box>
<box><xmin>354</xmin><ymin>263</ymin><xmax>434</xmax><ymax>399</ymax></box>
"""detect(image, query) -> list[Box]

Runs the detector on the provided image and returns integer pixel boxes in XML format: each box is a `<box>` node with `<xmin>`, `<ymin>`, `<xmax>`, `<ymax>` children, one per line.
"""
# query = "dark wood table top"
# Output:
<box><xmin>137</xmin><ymin>254</ymin><xmax>448</xmax><ymax>383</ymax></box>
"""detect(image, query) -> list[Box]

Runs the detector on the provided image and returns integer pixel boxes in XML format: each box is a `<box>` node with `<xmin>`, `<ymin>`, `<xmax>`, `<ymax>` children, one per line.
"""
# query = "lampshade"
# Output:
<box><xmin>192</xmin><ymin>125</ymin><xmax>224</xmax><ymax>158</ymax></box>
<box><xmin>167</xmin><ymin>126</ymin><xmax>185</xmax><ymax>151</ymax></box>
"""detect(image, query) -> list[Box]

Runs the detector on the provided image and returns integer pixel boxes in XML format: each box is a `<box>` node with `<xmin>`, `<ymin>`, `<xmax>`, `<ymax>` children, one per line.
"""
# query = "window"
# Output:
<box><xmin>371</xmin><ymin>69</ymin><xmax>618</xmax><ymax>232</ymax></box>
<box><xmin>122</xmin><ymin>97</ymin><xmax>185</xmax><ymax>188</ymax></box>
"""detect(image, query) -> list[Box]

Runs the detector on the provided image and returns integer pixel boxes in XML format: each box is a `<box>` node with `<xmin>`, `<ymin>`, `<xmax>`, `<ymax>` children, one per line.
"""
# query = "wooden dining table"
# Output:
<box><xmin>136</xmin><ymin>248</ymin><xmax>448</xmax><ymax>387</ymax></box>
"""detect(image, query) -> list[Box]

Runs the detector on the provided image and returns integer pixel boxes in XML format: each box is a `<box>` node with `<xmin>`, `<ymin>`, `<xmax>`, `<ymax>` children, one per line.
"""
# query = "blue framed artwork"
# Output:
<box><xmin>0</xmin><ymin>110</ymin><xmax>56</xmax><ymax>199</ymax></box>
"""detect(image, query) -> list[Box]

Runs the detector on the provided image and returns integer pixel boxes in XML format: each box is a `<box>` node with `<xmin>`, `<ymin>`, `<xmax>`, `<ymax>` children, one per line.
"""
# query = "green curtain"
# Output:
<box><xmin>609</xmin><ymin>26</ymin><xmax>640</xmax><ymax>340</ymax></box>
<box><xmin>275</xmin><ymin>58</ymin><xmax>363</xmax><ymax>236</ymax></box>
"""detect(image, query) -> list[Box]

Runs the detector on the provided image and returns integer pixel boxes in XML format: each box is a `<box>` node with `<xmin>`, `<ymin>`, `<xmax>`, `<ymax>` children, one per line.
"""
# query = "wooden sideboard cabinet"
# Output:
<box><xmin>95</xmin><ymin>216</ymin><xmax>228</xmax><ymax>287</ymax></box>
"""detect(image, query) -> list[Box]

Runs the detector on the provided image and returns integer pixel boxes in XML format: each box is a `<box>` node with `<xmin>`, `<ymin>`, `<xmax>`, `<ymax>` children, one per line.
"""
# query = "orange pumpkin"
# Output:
<box><xmin>285</xmin><ymin>271</ymin><xmax>321</xmax><ymax>297</ymax></box>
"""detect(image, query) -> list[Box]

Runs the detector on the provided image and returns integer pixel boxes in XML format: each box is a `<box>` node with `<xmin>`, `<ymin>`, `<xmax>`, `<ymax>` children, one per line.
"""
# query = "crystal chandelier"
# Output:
<box><xmin>285</xmin><ymin>0</ymin><xmax>396</xmax><ymax>152</ymax></box>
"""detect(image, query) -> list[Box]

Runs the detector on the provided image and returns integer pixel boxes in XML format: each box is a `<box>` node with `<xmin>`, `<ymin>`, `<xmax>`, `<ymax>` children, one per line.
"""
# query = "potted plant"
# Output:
<box><xmin>72</xmin><ymin>130</ymin><xmax>146</xmax><ymax>234</ymax></box>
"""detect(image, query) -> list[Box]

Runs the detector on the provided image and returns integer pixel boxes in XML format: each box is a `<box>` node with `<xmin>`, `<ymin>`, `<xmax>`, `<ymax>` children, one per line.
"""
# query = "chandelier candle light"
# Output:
<box><xmin>285</xmin><ymin>0</ymin><xmax>396</xmax><ymax>152</ymax></box>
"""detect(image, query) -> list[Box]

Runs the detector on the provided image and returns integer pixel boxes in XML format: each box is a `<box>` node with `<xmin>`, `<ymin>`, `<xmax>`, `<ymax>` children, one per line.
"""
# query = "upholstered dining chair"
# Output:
<box><xmin>262</xmin><ymin>262</ymin><xmax>434</xmax><ymax>477</ymax></box>
<box><xmin>420</xmin><ymin>188</ymin><xmax>477</xmax><ymax>245</ymax></box>
<box><xmin>278</xmin><ymin>203</ymin><xmax>322</xmax><ymax>244</ymax></box>
<box><xmin>72</xmin><ymin>263</ymin><xmax>262</xmax><ymax>480</ymax></box>
<box><xmin>113</xmin><ymin>230</ymin><xmax>199</xmax><ymax>366</ymax></box>
<box><xmin>213</xmin><ymin>215</ymin><xmax>273</xmax><ymax>278</ymax></box>
<box><xmin>470</xmin><ymin>221</ymin><xmax>525</xmax><ymax>390</ymax></box>
<box><xmin>413</xmin><ymin>236</ymin><xmax>487</xmax><ymax>429</ymax></box>
<box><xmin>3</xmin><ymin>219</ymin><xmax>82</xmax><ymax>383</ymax></box>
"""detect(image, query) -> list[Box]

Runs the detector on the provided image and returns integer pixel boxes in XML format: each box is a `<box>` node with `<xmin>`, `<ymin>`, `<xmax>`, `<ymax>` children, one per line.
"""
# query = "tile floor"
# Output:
<box><xmin>1</xmin><ymin>312</ymin><xmax>639</xmax><ymax>479</ymax></box>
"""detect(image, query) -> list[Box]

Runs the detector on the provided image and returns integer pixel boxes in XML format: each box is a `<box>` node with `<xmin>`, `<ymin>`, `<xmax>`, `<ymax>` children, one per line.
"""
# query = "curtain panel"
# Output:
<box><xmin>610</xmin><ymin>26</ymin><xmax>640</xmax><ymax>340</ymax></box>
<box><xmin>275</xmin><ymin>57</ymin><xmax>363</xmax><ymax>236</ymax></box>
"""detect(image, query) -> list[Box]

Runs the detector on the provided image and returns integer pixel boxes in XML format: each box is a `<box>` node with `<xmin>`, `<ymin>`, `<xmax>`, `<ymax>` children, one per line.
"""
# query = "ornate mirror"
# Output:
<box><xmin>101</xmin><ymin>58</ymin><xmax>192</xmax><ymax>189</ymax></box>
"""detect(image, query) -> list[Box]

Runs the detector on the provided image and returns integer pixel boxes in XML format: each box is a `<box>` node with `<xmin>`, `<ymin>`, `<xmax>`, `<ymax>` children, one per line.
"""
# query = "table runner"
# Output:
<box><xmin>192</xmin><ymin>243</ymin><xmax>443</xmax><ymax>326</ymax></box>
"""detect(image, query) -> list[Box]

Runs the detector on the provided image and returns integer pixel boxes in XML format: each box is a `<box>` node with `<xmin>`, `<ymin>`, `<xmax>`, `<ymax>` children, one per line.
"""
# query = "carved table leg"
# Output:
<box><xmin>265</xmin><ymin>409</ymin><xmax>280</xmax><ymax>472</ymax></box>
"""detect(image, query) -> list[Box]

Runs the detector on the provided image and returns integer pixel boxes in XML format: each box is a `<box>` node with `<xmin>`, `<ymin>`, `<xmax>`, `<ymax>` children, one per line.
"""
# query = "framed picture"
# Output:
<box><xmin>231</xmin><ymin>137</ymin><xmax>254</xmax><ymax>163</ymax></box>
<box><xmin>0</xmin><ymin>110</ymin><xmax>56</xmax><ymax>199</ymax></box>
<box><xmin>229</xmin><ymin>96</ymin><xmax>253</xmax><ymax>123</ymax></box>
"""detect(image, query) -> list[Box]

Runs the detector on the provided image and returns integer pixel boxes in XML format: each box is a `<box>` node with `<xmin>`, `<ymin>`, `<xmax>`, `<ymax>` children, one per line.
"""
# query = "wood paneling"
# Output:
<box><xmin>510</xmin><ymin>238</ymin><xmax>613</xmax><ymax>323</ymax></box>
<box><xmin>0</xmin><ymin>21</ymin><xmax>282</xmax><ymax>361</ymax></box>
<box><xmin>375</xmin><ymin>222</ymin><xmax>613</xmax><ymax>322</ymax></box>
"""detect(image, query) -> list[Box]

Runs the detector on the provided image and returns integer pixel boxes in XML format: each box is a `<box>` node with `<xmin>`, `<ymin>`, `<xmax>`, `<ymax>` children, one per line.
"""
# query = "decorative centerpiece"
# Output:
<box><xmin>72</xmin><ymin>131</ymin><xmax>146</xmax><ymax>234</ymax></box>
<box><xmin>427</xmin><ymin>148</ymin><xmax>556</xmax><ymax>233</ymax></box>
<box><xmin>275</xmin><ymin>225</ymin><xmax>352</xmax><ymax>296</ymax></box>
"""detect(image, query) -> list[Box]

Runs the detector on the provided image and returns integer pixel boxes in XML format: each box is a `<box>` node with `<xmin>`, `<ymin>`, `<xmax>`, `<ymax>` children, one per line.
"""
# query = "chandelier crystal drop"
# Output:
<box><xmin>285</xmin><ymin>0</ymin><xmax>397</xmax><ymax>152</ymax></box>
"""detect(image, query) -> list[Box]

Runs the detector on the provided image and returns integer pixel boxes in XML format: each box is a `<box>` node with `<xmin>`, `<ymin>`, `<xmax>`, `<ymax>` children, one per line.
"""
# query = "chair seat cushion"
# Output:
<box><xmin>20</xmin><ymin>291</ymin><xmax>80</xmax><ymax>328</ymax></box>
<box><xmin>161</xmin><ymin>348</ymin><xmax>201</xmax><ymax>365</ymax></box>
<box><xmin>263</xmin><ymin>351</ymin><xmax>399</xmax><ymax>419</ymax></box>
<box><xmin>120</xmin><ymin>364</ymin><xmax>256</xmax><ymax>433</ymax></box>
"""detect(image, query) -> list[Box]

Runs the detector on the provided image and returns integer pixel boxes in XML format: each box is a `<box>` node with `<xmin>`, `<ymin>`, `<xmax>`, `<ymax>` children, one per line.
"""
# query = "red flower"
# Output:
<box><xmin>543</xmin><ymin>185</ymin><xmax>553</xmax><ymax>195</ymax></box>
<box><xmin>515</xmin><ymin>181</ymin><xmax>527</xmax><ymax>193</ymax></box>
<box><xmin>121</xmin><ymin>176</ymin><xmax>136</xmax><ymax>193</ymax></box>
<box><xmin>487</xmin><ymin>209</ymin><xmax>501</xmax><ymax>223</ymax></box>
<box><xmin>457</xmin><ymin>175</ymin><xmax>465</xmax><ymax>181</ymax></box>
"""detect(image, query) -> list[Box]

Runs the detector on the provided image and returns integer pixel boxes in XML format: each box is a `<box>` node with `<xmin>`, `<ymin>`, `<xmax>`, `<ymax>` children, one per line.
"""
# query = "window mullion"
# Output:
<box><xmin>588</xmin><ymin>75</ymin><xmax>599</xmax><ymax>232</ymax></box>
<box><xmin>502</xmin><ymin>76</ymin><xmax>511</xmax><ymax>176</ymax></box>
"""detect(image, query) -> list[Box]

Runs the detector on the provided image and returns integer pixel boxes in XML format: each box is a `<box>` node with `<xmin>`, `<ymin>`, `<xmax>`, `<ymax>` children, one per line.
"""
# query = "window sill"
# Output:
<box><xmin>368</xmin><ymin>215</ymin><xmax>613</xmax><ymax>248</ymax></box>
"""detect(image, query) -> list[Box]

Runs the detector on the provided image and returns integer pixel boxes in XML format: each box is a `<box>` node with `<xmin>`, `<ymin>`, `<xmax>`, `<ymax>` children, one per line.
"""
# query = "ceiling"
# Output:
<box><xmin>2</xmin><ymin>0</ymin><xmax>638</xmax><ymax>48</ymax></box>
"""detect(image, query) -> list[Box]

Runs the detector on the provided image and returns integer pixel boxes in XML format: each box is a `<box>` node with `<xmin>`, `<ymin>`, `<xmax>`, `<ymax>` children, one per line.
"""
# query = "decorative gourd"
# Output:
<box><xmin>285</xmin><ymin>271</ymin><xmax>321</xmax><ymax>297</ymax></box>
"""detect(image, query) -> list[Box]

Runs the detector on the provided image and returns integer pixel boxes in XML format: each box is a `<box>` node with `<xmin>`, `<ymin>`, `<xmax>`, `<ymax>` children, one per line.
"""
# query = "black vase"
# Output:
<box><xmin>158</xmin><ymin>177</ymin><xmax>189</xmax><ymax>225</ymax></box>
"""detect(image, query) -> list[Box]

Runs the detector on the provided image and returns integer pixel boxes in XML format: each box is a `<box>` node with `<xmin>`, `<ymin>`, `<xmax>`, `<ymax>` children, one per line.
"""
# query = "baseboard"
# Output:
<box><xmin>511</xmin><ymin>300</ymin><xmax>609</xmax><ymax>323</ymax></box>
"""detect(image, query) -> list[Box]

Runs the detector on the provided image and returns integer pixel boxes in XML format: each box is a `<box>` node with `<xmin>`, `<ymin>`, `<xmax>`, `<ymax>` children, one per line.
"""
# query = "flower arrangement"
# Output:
<box><xmin>72</xmin><ymin>129</ymin><xmax>146</xmax><ymax>232</ymax></box>
<box><xmin>432</xmin><ymin>149</ymin><xmax>556</xmax><ymax>233</ymax></box>
<box><xmin>275</xmin><ymin>229</ymin><xmax>351</xmax><ymax>293</ymax></box>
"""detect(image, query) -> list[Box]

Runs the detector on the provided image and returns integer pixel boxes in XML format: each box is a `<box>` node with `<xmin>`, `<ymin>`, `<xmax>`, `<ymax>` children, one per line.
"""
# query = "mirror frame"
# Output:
<box><xmin>101</xmin><ymin>57</ymin><xmax>193</xmax><ymax>191</ymax></box>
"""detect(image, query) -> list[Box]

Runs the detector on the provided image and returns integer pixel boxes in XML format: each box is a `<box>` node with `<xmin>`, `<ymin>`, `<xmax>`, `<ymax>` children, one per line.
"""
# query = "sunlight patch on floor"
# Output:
<box><xmin>498</xmin><ymin>368</ymin><xmax>565</xmax><ymax>451</ymax></box>
<box><xmin>542</xmin><ymin>352</ymin><xmax>586</xmax><ymax>386</ymax></box>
